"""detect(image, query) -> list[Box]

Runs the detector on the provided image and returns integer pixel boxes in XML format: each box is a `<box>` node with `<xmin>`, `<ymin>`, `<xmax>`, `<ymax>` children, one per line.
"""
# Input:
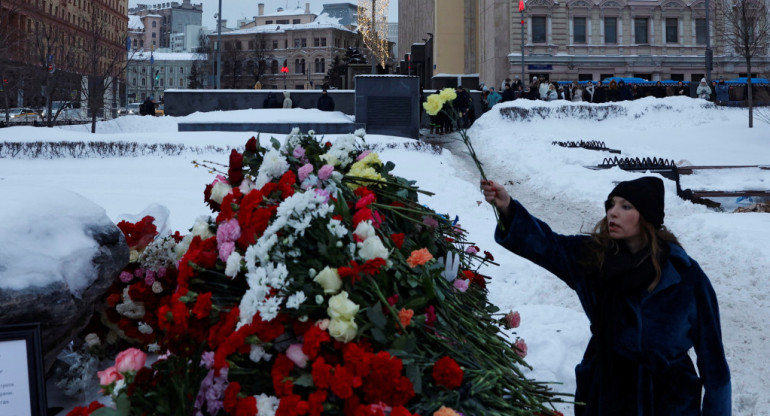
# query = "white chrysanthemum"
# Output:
<box><xmin>138</xmin><ymin>322</ymin><xmax>154</xmax><ymax>335</ymax></box>
<box><xmin>249</xmin><ymin>345</ymin><xmax>273</xmax><ymax>363</ymax></box>
<box><xmin>255</xmin><ymin>148</ymin><xmax>290</xmax><ymax>189</ymax></box>
<box><xmin>258</xmin><ymin>296</ymin><xmax>283</xmax><ymax>322</ymax></box>
<box><xmin>286</xmin><ymin>291</ymin><xmax>307</xmax><ymax>309</ymax></box>
<box><xmin>224</xmin><ymin>251</ymin><xmax>242</xmax><ymax>278</ymax></box>
<box><xmin>327</xmin><ymin>219</ymin><xmax>348</xmax><ymax>239</ymax></box>
<box><xmin>255</xmin><ymin>394</ymin><xmax>280</xmax><ymax>416</ymax></box>
<box><xmin>354</xmin><ymin>128</ymin><xmax>366</xmax><ymax>138</ymax></box>
<box><xmin>139</xmin><ymin>236</ymin><xmax>177</xmax><ymax>271</ymax></box>
<box><xmin>209</xmin><ymin>181</ymin><xmax>232</xmax><ymax>204</ymax></box>
<box><xmin>353</xmin><ymin>220</ymin><xmax>376</xmax><ymax>241</ymax></box>
<box><xmin>358</xmin><ymin>236</ymin><xmax>389</xmax><ymax>261</ymax></box>
<box><xmin>116</xmin><ymin>287</ymin><xmax>145</xmax><ymax>319</ymax></box>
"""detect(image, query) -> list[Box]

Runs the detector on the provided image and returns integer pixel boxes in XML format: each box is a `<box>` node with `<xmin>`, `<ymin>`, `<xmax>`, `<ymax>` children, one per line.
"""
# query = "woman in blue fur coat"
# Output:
<box><xmin>481</xmin><ymin>176</ymin><xmax>731</xmax><ymax>415</ymax></box>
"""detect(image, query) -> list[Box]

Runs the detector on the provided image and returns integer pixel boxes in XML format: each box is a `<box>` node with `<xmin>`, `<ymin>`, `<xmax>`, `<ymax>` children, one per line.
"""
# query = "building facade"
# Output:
<box><xmin>128</xmin><ymin>0</ymin><xmax>202</xmax><ymax>49</ymax></box>
<box><xmin>218</xmin><ymin>6</ymin><xmax>365</xmax><ymax>90</ymax></box>
<box><xmin>126</xmin><ymin>51</ymin><xmax>206</xmax><ymax>103</ymax></box>
<box><xmin>400</xmin><ymin>0</ymin><xmax>770</xmax><ymax>88</ymax></box>
<box><xmin>0</xmin><ymin>0</ymin><xmax>129</xmax><ymax>108</ymax></box>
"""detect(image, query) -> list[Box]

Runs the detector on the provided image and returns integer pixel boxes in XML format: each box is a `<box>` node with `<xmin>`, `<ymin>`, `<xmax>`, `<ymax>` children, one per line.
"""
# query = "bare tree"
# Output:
<box><xmin>716</xmin><ymin>0</ymin><xmax>770</xmax><ymax>127</ymax></box>
<box><xmin>78</xmin><ymin>6</ymin><xmax>134</xmax><ymax>133</ymax></box>
<box><xmin>30</xmin><ymin>21</ymin><xmax>80</xmax><ymax>127</ymax></box>
<box><xmin>0</xmin><ymin>0</ymin><xmax>26</xmax><ymax>124</ymax></box>
<box><xmin>246</xmin><ymin>33</ymin><xmax>274</xmax><ymax>87</ymax></box>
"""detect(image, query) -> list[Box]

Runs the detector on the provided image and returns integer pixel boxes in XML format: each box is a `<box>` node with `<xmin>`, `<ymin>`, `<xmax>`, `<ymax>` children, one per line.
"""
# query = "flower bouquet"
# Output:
<box><xmin>73</xmin><ymin>129</ymin><xmax>565</xmax><ymax>416</ymax></box>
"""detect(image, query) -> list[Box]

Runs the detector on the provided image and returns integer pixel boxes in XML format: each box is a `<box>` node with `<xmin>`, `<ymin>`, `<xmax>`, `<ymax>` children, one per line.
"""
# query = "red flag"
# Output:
<box><xmin>519</xmin><ymin>0</ymin><xmax>525</xmax><ymax>12</ymax></box>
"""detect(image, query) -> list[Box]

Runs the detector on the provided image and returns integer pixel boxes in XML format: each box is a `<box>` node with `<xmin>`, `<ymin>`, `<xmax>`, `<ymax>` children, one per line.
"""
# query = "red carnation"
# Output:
<box><xmin>312</xmin><ymin>357</ymin><xmax>333</xmax><ymax>389</ymax></box>
<box><xmin>303</xmin><ymin>325</ymin><xmax>330</xmax><ymax>359</ymax></box>
<box><xmin>390</xmin><ymin>233</ymin><xmax>405</xmax><ymax>249</ymax></box>
<box><xmin>432</xmin><ymin>356</ymin><xmax>464</xmax><ymax>389</ymax></box>
<box><xmin>192</xmin><ymin>292</ymin><xmax>213</xmax><ymax>319</ymax></box>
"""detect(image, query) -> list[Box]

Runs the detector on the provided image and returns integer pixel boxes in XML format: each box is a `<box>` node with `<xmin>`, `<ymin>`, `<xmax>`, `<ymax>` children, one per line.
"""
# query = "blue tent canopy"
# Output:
<box><xmin>601</xmin><ymin>77</ymin><xmax>649</xmax><ymax>84</ymax></box>
<box><xmin>725</xmin><ymin>77</ymin><xmax>770</xmax><ymax>85</ymax></box>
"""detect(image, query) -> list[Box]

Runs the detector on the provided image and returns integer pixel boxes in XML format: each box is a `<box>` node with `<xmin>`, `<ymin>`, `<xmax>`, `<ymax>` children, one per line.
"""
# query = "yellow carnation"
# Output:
<box><xmin>347</xmin><ymin>163</ymin><xmax>384</xmax><ymax>190</ymax></box>
<box><xmin>423</xmin><ymin>94</ymin><xmax>444</xmax><ymax>116</ymax></box>
<box><xmin>358</xmin><ymin>152</ymin><xmax>382</xmax><ymax>167</ymax></box>
<box><xmin>439</xmin><ymin>87</ymin><xmax>457</xmax><ymax>102</ymax></box>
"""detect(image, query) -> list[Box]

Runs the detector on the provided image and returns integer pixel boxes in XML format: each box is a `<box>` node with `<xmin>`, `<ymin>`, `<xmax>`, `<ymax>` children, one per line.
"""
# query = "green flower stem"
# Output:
<box><xmin>366</xmin><ymin>275</ymin><xmax>407</xmax><ymax>333</ymax></box>
<box><xmin>343</xmin><ymin>175</ymin><xmax>435</xmax><ymax>196</ymax></box>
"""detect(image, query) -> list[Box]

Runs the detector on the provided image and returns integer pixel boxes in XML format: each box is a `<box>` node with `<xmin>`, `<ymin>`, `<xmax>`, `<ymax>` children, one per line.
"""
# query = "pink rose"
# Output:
<box><xmin>286</xmin><ymin>343</ymin><xmax>309</xmax><ymax>368</ymax></box>
<box><xmin>97</xmin><ymin>365</ymin><xmax>123</xmax><ymax>386</ymax></box>
<box><xmin>453</xmin><ymin>279</ymin><xmax>469</xmax><ymax>292</ymax></box>
<box><xmin>298</xmin><ymin>163</ymin><xmax>314</xmax><ymax>182</ymax></box>
<box><xmin>114</xmin><ymin>347</ymin><xmax>147</xmax><ymax>373</ymax></box>
<box><xmin>514</xmin><ymin>339</ymin><xmax>527</xmax><ymax>358</ymax></box>
<box><xmin>505</xmin><ymin>311</ymin><xmax>521</xmax><ymax>329</ymax></box>
<box><xmin>318</xmin><ymin>164</ymin><xmax>334</xmax><ymax>181</ymax></box>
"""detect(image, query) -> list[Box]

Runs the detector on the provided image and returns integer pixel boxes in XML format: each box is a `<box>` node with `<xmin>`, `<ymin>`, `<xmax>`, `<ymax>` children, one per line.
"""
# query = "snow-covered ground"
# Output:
<box><xmin>0</xmin><ymin>99</ymin><xmax>768</xmax><ymax>415</ymax></box>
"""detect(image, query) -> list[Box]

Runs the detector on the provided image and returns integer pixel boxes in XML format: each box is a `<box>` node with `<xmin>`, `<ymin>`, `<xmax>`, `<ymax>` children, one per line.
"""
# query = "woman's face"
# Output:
<box><xmin>606</xmin><ymin>196</ymin><xmax>642</xmax><ymax>243</ymax></box>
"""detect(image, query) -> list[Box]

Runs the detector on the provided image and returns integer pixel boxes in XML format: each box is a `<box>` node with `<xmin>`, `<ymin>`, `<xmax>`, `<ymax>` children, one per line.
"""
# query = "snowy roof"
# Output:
<box><xmin>128</xmin><ymin>15</ymin><xmax>144</xmax><ymax>31</ymax></box>
<box><xmin>225</xmin><ymin>13</ymin><xmax>351</xmax><ymax>36</ymax></box>
<box><xmin>131</xmin><ymin>51</ymin><xmax>205</xmax><ymax>61</ymax></box>
<box><xmin>261</xmin><ymin>6</ymin><xmax>312</xmax><ymax>17</ymax></box>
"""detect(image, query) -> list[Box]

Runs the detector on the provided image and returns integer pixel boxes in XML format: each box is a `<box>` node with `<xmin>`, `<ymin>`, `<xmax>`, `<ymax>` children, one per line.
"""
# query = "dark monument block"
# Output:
<box><xmin>354</xmin><ymin>75</ymin><xmax>420</xmax><ymax>139</ymax></box>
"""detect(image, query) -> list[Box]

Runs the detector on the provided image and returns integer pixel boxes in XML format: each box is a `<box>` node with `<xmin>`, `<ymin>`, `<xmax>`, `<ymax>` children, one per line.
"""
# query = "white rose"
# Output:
<box><xmin>358</xmin><ymin>236</ymin><xmax>389</xmax><ymax>261</ymax></box>
<box><xmin>353</xmin><ymin>221</ymin><xmax>376</xmax><ymax>241</ymax></box>
<box><xmin>129</xmin><ymin>249</ymin><xmax>140</xmax><ymax>263</ymax></box>
<box><xmin>314</xmin><ymin>267</ymin><xmax>342</xmax><ymax>294</ymax></box>
<box><xmin>191</xmin><ymin>216</ymin><xmax>215</xmax><ymax>239</ymax></box>
<box><xmin>209</xmin><ymin>181</ymin><xmax>232</xmax><ymax>204</ymax></box>
<box><xmin>327</xmin><ymin>291</ymin><xmax>359</xmax><ymax>320</ymax></box>
<box><xmin>328</xmin><ymin>318</ymin><xmax>358</xmax><ymax>342</ymax></box>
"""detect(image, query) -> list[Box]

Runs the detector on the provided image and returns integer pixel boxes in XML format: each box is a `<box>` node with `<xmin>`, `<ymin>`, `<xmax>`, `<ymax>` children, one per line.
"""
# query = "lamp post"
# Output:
<box><xmin>216</xmin><ymin>0</ymin><xmax>223</xmax><ymax>89</ymax></box>
<box><xmin>519</xmin><ymin>0</ymin><xmax>526</xmax><ymax>86</ymax></box>
<box><xmin>281</xmin><ymin>65</ymin><xmax>289</xmax><ymax>89</ymax></box>
<box><xmin>705</xmin><ymin>0</ymin><xmax>712</xmax><ymax>85</ymax></box>
<box><xmin>150</xmin><ymin>44</ymin><xmax>155</xmax><ymax>100</ymax></box>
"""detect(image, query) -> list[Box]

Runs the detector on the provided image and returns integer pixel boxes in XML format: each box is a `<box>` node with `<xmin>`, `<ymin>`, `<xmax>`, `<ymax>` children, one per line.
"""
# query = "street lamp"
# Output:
<box><xmin>519</xmin><ymin>0</ymin><xmax>526</xmax><ymax>87</ymax></box>
<box><xmin>216</xmin><ymin>0</ymin><xmax>223</xmax><ymax>89</ymax></box>
<box><xmin>705</xmin><ymin>0</ymin><xmax>713</xmax><ymax>84</ymax></box>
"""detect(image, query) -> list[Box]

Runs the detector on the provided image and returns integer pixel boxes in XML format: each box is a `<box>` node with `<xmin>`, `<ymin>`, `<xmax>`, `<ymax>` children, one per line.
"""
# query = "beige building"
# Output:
<box><xmin>400</xmin><ymin>0</ymin><xmax>770</xmax><ymax>88</ymax></box>
<box><xmin>218</xmin><ymin>5</ymin><xmax>365</xmax><ymax>89</ymax></box>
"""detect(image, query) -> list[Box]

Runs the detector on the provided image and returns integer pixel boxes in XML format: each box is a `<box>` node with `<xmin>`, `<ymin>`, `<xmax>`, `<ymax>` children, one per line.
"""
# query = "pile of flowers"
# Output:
<box><xmin>71</xmin><ymin>129</ymin><xmax>565</xmax><ymax>416</ymax></box>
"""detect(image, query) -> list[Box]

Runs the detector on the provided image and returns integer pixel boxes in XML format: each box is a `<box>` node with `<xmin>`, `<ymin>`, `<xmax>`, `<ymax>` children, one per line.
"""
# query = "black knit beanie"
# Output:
<box><xmin>607</xmin><ymin>176</ymin><xmax>665</xmax><ymax>228</ymax></box>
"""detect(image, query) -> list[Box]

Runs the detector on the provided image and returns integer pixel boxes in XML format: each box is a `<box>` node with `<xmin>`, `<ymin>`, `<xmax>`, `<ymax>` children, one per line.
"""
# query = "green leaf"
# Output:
<box><xmin>370</xmin><ymin>327</ymin><xmax>387</xmax><ymax>343</ymax></box>
<box><xmin>403</xmin><ymin>296</ymin><xmax>428</xmax><ymax>311</ymax></box>
<box><xmin>115</xmin><ymin>391</ymin><xmax>131</xmax><ymax>416</ymax></box>
<box><xmin>294</xmin><ymin>373</ymin><xmax>315</xmax><ymax>387</ymax></box>
<box><xmin>390</xmin><ymin>333</ymin><xmax>416</xmax><ymax>352</ymax></box>
<box><xmin>366</xmin><ymin>301</ymin><xmax>388</xmax><ymax>329</ymax></box>
<box><xmin>406</xmin><ymin>364</ymin><xmax>423</xmax><ymax>394</ymax></box>
<box><xmin>270</xmin><ymin>137</ymin><xmax>281</xmax><ymax>150</ymax></box>
<box><xmin>91</xmin><ymin>407</ymin><xmax>117</xmax><ymax>416</ymax></box>
<box><xmin>384</xmin><ymin>161</ymin><xmax>396</xmax><ymax>173</ymax></box>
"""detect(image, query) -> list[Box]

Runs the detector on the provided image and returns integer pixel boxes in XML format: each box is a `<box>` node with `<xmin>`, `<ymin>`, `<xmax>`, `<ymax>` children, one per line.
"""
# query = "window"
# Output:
<box><xmin>152</xmin><ymin>32</ymin><xmax>156</xmax><ymax>38</ymax></box>
<box><xmin>294</xmin><ymin>39</ymin><xmax>300</xmax><ymax>48</ymax></box>
<box><xmin>265</xmin><ymin>20</ymin><xmax>273</xmax><ymax>24</ymax></box>
<box><xmin>236</xmin><ymin>41</ymin><xmax>242</xmax><ymax>50</ymax></box>
<box><xmin>634</xmin><ymin>18</ymin><xmax>648</xmax><ymax>44</ymax></box>
<box><xmin>141</xmin><ymin>78</ymin><xmax>146</xmax><ymax>86</ymax></box>
<box><xmin>321</xmin><ymin>38</ymin><xmax>326</xmax><ymax>46</ymax></box>
<box><xmin>573</xmin><ymin>17</ymin><xmax>586</xmax><ymax>44</ymax></box>
<box><xmin>532</xmin><ymin>16</ymin><xmax>547</xmax><ymax>43</ymax></box>
<box><xmin>666</xmin><ymin>18</ymin><xmax>678</xmax><ymax>43</ymax></box>
<box><xmin>276</xmin><ymin>19</ymin><xmax>289</xmax><ymax>24</ymax></box>
<box><xmin>152</xmin><ymin>21</ymin><xmax>156</xmax><ymax>28</ymax></box>
<box><xmin>314</xmin><ymin>38</ymin><xmax>320</xmax><ymax>47</ymax></box>
<box><xmin>180</xmin><ymin>67</ymin><xmax>184</xmax><ymax>74</ymax></box>
<box><xmin>249</xmin><ymin>40</ymin><xmax>255</xmax><ymax>49</ymax></box>
<box><xmin>695</xmin><ymin>18</ymin><xmax>707</xmax><ymax>44</ymax></box>
<box><xmin>273</xmin><ymin>40</ymin><xmax>278</xmax><ymax>49</ymax></box>
<box><xmin>604</xmin><ymin>17</ymin><xmax>617</xmax><ymax>44</ymax></box>
<box><xmin>301</xmin><ymin>38</ymin><xmax>307</xmax><ymax>47</ymax></box>
<box><xmin>179</xmin><ymin>78</ymin><xmax>183</xmax><ymax>86</ymax></box>
<box><xmin>271</xmin><ymin>60</ymin><xmax>278</xmax><ymax>73</ymax></box>
<box><xmin>132</xmin><ymin>78</ymin><xmax>136</xmax><ymax>86</ymax></box>
<box><xmin>293</xmin><ymin>19</ymin><xmax>301</xmax><ymax>24</ymax></box>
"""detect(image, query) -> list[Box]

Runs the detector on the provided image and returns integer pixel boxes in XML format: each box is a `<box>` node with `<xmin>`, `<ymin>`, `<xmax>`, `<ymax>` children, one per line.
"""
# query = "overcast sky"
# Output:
<box><xmin>127</xmin><ymin>0</ymin><xmax>398</xmax><ymax>30</ymax></box>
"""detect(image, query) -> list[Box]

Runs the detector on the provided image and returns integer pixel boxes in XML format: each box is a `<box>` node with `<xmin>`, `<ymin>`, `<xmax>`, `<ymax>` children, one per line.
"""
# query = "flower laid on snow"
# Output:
<box><xmin>505</xmin><ymin>310</ymin><xmax>521</xmax><ymax>329</ymax></box>
<box><xmin>76</xmin><ymin>131</ymin><xmax>563</xmax><ymax>416</ymax></box>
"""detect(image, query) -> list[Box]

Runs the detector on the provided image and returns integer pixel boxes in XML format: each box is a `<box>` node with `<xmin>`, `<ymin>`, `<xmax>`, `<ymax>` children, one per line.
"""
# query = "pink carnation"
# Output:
<box><xmin>298</xmin><ymin>163</ymin><xmax>314</xmax><ymax>181</ymax></box>
<box><xmin>514</xmin><ymin>339</ymin><xmax>528</xmax><ymax>358</ymax></box>
<box><xmin>218</xmin><ymin>241</ymin><xmax>235</xmax><ymax>262</ymax></box>
<box><xmin>286</xmin><ymin>344</ymin><xmax>309</xmax><ymax>368</ymax></box>
<box><xmin>119</xmin><ymin>271</ymin><xmax>133</xmax><ymax>283</ymax></box>
<box><xmin>216</xmin><ymin>219</ymin><xmax>241</xmax><ymax>243</ymax></box>
<box><xmin>293</xmin><ymin>146</ymin><xmax>306</xmax><ymax>159</ymax></box>
<box><xmin>453</xmin><ymin>279</ymin><xmax>469</xmax><ymax>292</ymax></box>
<box><xmin>318</xmin><ymin>164</ymin><xmax>334</xmax><ymax>181</ymax></box>
<box><xmin>505</xmin><ymin>311</ymin><xmax>521</xmax><ymax>329</ymax></box>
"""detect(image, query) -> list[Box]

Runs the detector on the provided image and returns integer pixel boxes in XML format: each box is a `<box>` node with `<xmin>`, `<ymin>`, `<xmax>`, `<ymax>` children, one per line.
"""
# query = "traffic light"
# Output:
<box><xmin>154</xmin><ymin>70</ymin><xmax>160</xmax><ymax>86</ymax></box>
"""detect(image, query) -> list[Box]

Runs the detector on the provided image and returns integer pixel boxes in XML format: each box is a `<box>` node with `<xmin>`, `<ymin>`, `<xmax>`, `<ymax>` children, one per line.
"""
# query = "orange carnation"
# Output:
<box><xmin>433</xmin><ymin>407</ymin><xmax>460</xmax><ymax>416</ymax></box>
<box><xmin>406</xmin><ymin>248</ymin><xmax>434</xmax><ymax>268</ymax></box>
<box><xmin>398</xmin><ymin>308</ymin><xmax>414</xmax><ymax>328</ymax></box>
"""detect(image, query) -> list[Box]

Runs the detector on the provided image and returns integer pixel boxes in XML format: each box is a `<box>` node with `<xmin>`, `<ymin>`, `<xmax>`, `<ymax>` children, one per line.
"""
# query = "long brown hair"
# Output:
<box><xmin>584</xmin><ymin>214</ymin><xmax>681</xmax><ymax>291</ymax></box>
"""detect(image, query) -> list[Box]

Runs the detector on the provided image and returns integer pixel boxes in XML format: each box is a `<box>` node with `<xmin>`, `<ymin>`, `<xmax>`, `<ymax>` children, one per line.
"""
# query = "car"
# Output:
<box><xmin>123</xmin><ymin>103</ymin><xmax>142</xmax><ymax>115</ymax></box>
<box><xmin>155</xmin><ymin>104</ymin><xmax>164</xmax><ymax>116</ymax></box>
<box><xmin>5</xmin><ymin>107</ymin><xmax>39</xmax><ymax>123</ymax></box>
<box><xmin>41</xmin><ymin>101</ymin><xmax>81</xmax><ymax>120</ymax></box>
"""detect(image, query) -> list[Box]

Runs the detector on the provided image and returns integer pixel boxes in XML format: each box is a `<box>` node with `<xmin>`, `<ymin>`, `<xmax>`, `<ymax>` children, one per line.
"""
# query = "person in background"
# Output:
<box><xmin>501</xmin><ymin>77</ymin><xmax>512</xmax><ymax>92</ymax></box>
<box><xmin>539</xmin><ymin>77</ymin><xmax>551</xmax><ymax>100</ymax></box>
<box><xmin>594</xmin><ymin>81</ymin><xmax>607</xmax><ymax>103</ymax></box>
<box><xmin>481</xmin><ymin>176</ymin><xmax>731</xmax><ymax>416</ymax></box>
<box><xmin>710</xmin><ymin>80</ymin><xmax>718</xmax><ymax>102</ymax></box>
<box><xmin>487</xmin><ymin>87</ymin><xmax>502</xmax><ymax>109</ymax></box>
<box><xmin>141</xmin><ymin>96</ymin><xmax>155</xmax><ymax>116</ymax></box>
<box><xmin>697</xmin><ymin>78</ymin><xmax>712</xmax><ymax>100</ymax></box>
<box><xmin>317</xmin><ymin>88</ymin><xmax>335</xmax><ymax>111</ymax></box>
<box><xmin>674</xmin><ymin>81</ymin><xmax>688</xmax><ymax>97</ymax></box>
<box><xmin>716</xmin><ymin>78</ymin><xmax>730</xmax><ymax>105</ymax></box>
<box><xmin>585</xmin><ymin>82</ymin><xmax>595</xmax><ymax>103</ymax></box>
<box><xmin>501</xmin><ymin>83</ymin><xmax>515</xmax><ymax>103</ymax></box>
<box><xmin>545</xmin><ymin>83</ymin><xmax>558</xmax><ymax>101</ymax></box>
<box><xmin>618</xmin><ymin>80</ymin><xmax>633</xmax><ymax>101</ymax></box>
